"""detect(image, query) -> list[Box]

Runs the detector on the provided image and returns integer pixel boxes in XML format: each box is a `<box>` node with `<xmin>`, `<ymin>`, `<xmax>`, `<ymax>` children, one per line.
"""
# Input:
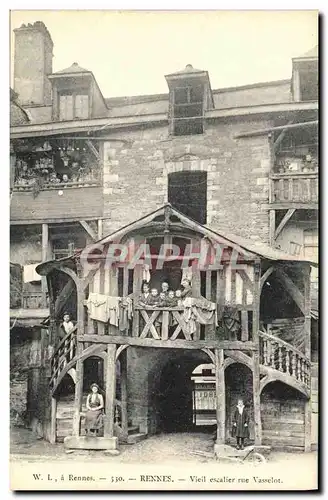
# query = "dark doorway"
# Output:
<box><xmin>168</xmin><ymin>171</ymin><xmax>207</xmax><ymax>224</ymax></box>
<box><xmin>158</xmin><ymin>359</ymin><xmax>194</xmax><ymax>432</ymax></box>
<box><xmin>83</xmin><ymin>357</ymin><xmax>104</xmax><ymax>392</ymax></box>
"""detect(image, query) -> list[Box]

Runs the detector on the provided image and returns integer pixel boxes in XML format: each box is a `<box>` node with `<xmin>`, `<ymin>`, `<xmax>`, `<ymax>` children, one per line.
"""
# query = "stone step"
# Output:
<box><xmin>128</xmin><ymin>425</ymin><xmax>139</xmax><ymax>435</ymax></box>
<box><xmin>127</xmin><ymin>433</ymin><xmax>148</xmax><ymax>445</ymax></box>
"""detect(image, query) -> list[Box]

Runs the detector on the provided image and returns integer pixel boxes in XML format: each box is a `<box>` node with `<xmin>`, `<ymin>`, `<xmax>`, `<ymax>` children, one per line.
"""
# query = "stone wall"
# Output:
<box><xmin>102</xmin><ymin>118</ymin><xmax>272</xmax><ymax>243</ymax></box>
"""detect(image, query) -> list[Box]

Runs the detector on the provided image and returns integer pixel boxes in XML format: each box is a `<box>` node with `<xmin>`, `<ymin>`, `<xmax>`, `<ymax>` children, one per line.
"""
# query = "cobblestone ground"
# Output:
<box><xmin>10</xmin><ymin>425</ymin><xmax>318</xmax><ymax>467</ymax></box>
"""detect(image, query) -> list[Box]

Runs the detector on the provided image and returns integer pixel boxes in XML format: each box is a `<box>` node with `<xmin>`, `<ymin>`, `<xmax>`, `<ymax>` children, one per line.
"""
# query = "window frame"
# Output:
<box><xmin>58</xmin><ymin>90</ymin><xmax>90</xmax><ymax>121</ymax></box>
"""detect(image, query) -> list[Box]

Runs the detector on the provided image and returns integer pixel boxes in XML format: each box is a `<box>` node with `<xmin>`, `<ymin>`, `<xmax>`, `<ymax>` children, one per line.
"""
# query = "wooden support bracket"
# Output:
<box><xmin>274</xmin><ymin>208</ymin><xmax>296</xmax><ymax>240</ymax></box>
<box><xmin>79</xmin><ymin>220</ymin><xmax>98</xmax><ymax>241</ymax></box>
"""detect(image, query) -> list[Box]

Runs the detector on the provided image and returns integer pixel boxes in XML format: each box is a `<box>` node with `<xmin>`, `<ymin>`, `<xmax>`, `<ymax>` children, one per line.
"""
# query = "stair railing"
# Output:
<box><xmin>259</xmin><ymin>330</ymin><xmax>311</xmax><ymax>389</ymax></box>
<box><xmin>50</xmin><ymin>326</ymin><xmax>77</xmax><ymax>390</ymax></box>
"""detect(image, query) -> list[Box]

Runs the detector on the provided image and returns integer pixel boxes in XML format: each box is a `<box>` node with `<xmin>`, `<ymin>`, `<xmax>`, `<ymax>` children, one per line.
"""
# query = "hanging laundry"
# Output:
<box><xmin>182</xmin><ymin>297</ymin><xmax>217</xmax><ymax>336</ymax></box>
<box><xmin>119</xmin><ymin>296</ymin><xmax>134</xmax><ymax>331</ymax></box>
<box><xmin>142</xmin><ymin>264</ymin><xmax>151</xmax><ymax>283</ymax></box>
<box><xmin>23</xmin><ymin>263</ymin><xmax>41</xmax><ymax>283</ymax></box>
<box><xmin>86</xmin><ymin>293</ymin><xmax>120</xmax><ymax>325</ymax></box>
<box><xmin>107</xmin><ymin>296</ymin><xmax>121</xmax><ymax>327</ymax></box>
<box><xmin>181</xmin><ymin>266</ymin><xmax>193</xmax><ymax>284</ymax></box>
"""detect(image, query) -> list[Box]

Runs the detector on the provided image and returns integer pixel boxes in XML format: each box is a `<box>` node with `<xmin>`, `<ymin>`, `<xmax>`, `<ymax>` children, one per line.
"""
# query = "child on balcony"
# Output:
<box><xmin>166</xmin><ymin>290</ymin><xmax>178</xmax><ymax>307</ymax></box>
<box><xmin>138</xmin><ymin>281</ymin><xmax>152</xmax><ymax>307</ymax></box>
<box><xmin>148</xmin><ymin>287</ymin><xmax>159</xmax><ymax>306</ymax></box>
<box><xmin>158</xmin><ymin>291</ymin><xmax>167</xmax><ymax>307</ymax></box>
<box><xmin>175</xmin><ymin>289</ymin><xmax>183</xmax><ymax>307</ymax></box>
<box><xmin>59</xmin><ymin>312</ymin><xmax>75</xmax><ymax>339</ymax></box>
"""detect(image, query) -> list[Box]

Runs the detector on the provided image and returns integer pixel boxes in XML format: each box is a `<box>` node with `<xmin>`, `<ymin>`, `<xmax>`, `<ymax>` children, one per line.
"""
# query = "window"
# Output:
<box><xmin>304</xmin><ymin>229</ymin><xmax>318</xmax><ymax>261</ymax></box>
<box><xmin>59</xmin><ymin>92</ymin><xmax>89</xmax><ymax>121</ymax></box>
<box><xmin>304</xmin><ymin>228</ymin><xmax>318</xmax><ymax>284</ymax></box>
<box><xmin>171</xmin><ymin>85</ymin><xmax>204</xmax><ymax>136</ymax></box>
<box><xmin>299</xmin><ymin>69</ymin><xmax>318</xmax><ymax>101</ymax></box>
<box><xmin>168</xmin><ymin>171</ymin><xmax>207</xmax><ymax>224</ymax></box>
<box><xmin>290</xmin><ymin>241</ymin><xmax>302</xmax><ymax>256</ymax></box>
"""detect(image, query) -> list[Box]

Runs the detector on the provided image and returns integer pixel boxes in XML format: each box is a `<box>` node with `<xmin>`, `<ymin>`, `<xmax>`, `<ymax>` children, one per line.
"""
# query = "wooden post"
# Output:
<box><xmin>269</xmin><ymin>210</ymin><xmax>275</xmax><ymax>247</ymax></box>
<box><xmin>304</xmin><ymin>399</ymin><xmax>312</xmax><ymax>452</ymax></box>
<box><xmin>104</xmin><ymin>344</ymin><xmax>117</xmax><ymax>438</ymax></box>
<box><xmin>120</xmin><ymin>349</ymin><xmax>128</xmax><ymax>440</ymax></box>
<box><xmin>252</xmin><ymin>261</ymin><xmax>261</xmax><ymax>344</ymax></box>
<box><xmin>72</xmin><ymin>351</ymin><xmax>84</xmax><ymax>436</ymax></box>
<box><xmin>50</xmin><ymin>397</ymin><xmax>57</xmax><ymax>444</ymax></box>
<box><xmin>215</xmin><ymin>348</ymin><xmax>225</xmax><ymax>444</ymax></box>
<box><xmin>41</xmin><ymin>223</ymin><xmax>49</xmax><ymax>307</ymax></box>
<box><xmin>98</xmin><ymin>219</ymin><xmax>103</xmax><ymax>239</ymax></box>
<box><xmin>252</xmin><ymin>350</ymin><xmax>262</xmax><ymax>445</ymax></box>
<box><xmin>303</xmin><ymin>264</ymin><xmax>311</xmax><ymax>360</ymax></box>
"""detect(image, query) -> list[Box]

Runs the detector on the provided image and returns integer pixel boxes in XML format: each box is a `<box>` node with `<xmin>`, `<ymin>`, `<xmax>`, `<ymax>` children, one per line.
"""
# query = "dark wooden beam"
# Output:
<box><xmin>303</xmin><ymin>264</ymin><xmax>312</xmax><ymax>360</ymax></box>
<box><xmin>273</xmin><ymin>120</ymin><xmax>294</xmax><ymax>152</ymax></box>
<box><xmin>86</xmin><ymin>139</ymin><xmax>101</xmax><ymax>162</ymax></box>
<box><xmin>274</xmin><ymin>208</ymin><xmax>296</xmax><ymax>240</ymax></box>
<box><xmin>269</xmin><ymin>210</ymin><xmax>275</xmax><ymax>246</ymax></box>
<box><xmin>104</xmin><ymin>344</ymin><xmax>117</xmax><ymax>438</ymax></box>
<box><xmin>260</xmin><ymin>266</ymin><xmax>274</xmax><ymax>292</ymax></box>
<box><xmin>268</xmin><ymin>202</ymin><xmax>318</xmax><ymax>210</ymax></box>
<box><xmin>78</xmin><ymin>335</ymin><xmax>258</xmax><ymax>351</ymax></box>
<box><xmin>252</xmin><ymin>351</ymin><xmax>262</xmax><ymax>445</ymax></box>
<box><xmin>79</xmin><ymin>220</ymin><xmax>98</xmax><ymax>241</ymax></box>
<box><xmin>215</xmin><ymin>349</ymin><xmax>225</xmax><ymax>444</ymax></box>
<box><xmin>41</xmin><ymin>223</ymin><xmax>49</xmax><ymax>308</ymax></box>
<box><xmin>275</xmin><ymin>268</ymin><xmax>305</xmax><ymax>314</ymax></box>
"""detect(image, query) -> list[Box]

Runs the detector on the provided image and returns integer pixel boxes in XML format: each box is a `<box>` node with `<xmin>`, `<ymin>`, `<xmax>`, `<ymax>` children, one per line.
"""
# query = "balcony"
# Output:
<box><xmin>270</xmin><ymin>152</ymin><xmax>318</xmax><ymax>208</ymax></box>
<box><xmin>11</xmin><ymin>137</ymin><xmax>104</xmax><ymax>223</ymax></box>
<box><xmin>270</xmin><ymin>172</ymin><xmax>318</xmax><ymax>207</ymax></box>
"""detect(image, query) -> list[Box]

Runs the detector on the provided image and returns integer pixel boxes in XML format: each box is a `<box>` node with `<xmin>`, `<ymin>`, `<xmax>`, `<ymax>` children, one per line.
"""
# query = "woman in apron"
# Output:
<box><xmin>85</xmin><ymin>383</ymin><xmax>104</xmax><ymax>436</ymax></box>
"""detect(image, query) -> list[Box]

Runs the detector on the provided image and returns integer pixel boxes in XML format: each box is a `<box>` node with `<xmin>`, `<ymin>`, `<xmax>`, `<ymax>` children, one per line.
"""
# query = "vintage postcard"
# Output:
<box><xmin>9</xmin><ymin>9</ymin><xmax>319</xmax><ymax>491</ymax></box>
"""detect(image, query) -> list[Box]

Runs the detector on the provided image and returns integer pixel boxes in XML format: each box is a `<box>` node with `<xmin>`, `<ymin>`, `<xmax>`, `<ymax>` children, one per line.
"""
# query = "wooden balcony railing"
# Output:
<box><xmin>22</xmin><ymin>291</ymin><xmax>48</xmax><ymax>309</ymax></box>
<box><xmin>134</xmin><ymin>307</ymin><xmax>197</xmax><ymax>341</ymax></box>
<box><xmin>270</xmin><ymin>173</ymin><xmax>318</xmax><ymax>204</ymax></box>
<box><xmin>259</xmin><ymin>330</ymin><xmax>311</xmax><ymax>389</ymax></box>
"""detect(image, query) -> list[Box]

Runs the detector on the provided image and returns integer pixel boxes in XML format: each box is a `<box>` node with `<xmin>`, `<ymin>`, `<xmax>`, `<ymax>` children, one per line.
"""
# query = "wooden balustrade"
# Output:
<box><xmin>50</xmin><ymin>326</ymin><xmax>77</xmax><ymax>390</ymax></box>
<box><xmin>270</xmin><ymin>173</ymin><xmax>318</xmax><ymax>204</ymax></box>
<box><xmin>259</xmin><ymin>330</ymin><xmax>311</xmax><ymax>388</ymax></box>
<box><xmin>134</xmin><ymin>307</ymin><xmax>203</xmax><ymax>341</ymax></box>
<box><xmin>22</xmin><ymin>290</ymin><xmax>48</xmax><ymax>309</ymax></box>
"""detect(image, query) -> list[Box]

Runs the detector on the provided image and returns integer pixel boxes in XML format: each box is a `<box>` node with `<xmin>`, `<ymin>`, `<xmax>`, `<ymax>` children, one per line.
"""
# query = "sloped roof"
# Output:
<box><xmin>36</xmin><ymin>204</ymin><xmax>316</xmax><ymax>277</ymax></box>
<box><xmin>10</xmin><ymin>88</ymin><xmax>30</xmax><ymax>126</ymax></box>
<box><xmin>294</xmin><ymin>45</ymin><xmax>318</xmax><ymax>60</ymax></box>
<box><xmin>52</xmin><ymin>62</ymin><xmax>91</xmax><ymax>75</ymax></box>
<box><xmin>165</xmin><ymin>64</ymin><xmax>207</xmax><ymax>79</ymax></box>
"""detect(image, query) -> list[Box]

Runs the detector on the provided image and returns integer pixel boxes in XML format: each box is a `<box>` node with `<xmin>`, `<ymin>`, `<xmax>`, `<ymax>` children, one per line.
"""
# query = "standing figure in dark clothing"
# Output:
<box><xmin>180</xmin><ymin>279</ymin><xmax>192</xmax><ymax>299</ymax></box>
<box><xmin>231</xmin><ymin>398</ymin><xmax>250</xmax><ymax>450</ymax></box>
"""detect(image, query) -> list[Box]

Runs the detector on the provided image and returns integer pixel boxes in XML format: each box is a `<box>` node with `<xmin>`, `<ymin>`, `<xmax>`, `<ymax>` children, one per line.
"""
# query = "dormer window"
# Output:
<box><xmin>165</xmin><ymin>64</ymin><xmax>214</xmax><ymax>137</ymax></box>
<box><xmin>292</xmin><ymin>46</ymin><xmax>318</xmax><ymax>102</ymax></box>
<box><xmin>172</xmin><ymin>85</ymin><xmax>204</xmax><ymax>136</ymax></box>
<box><xmin>49</xmin><ymin>62</ymin><xmax>108</xmax><ymax>121</ymax></box>
<box><xmin>59</xmin><ymin>91</ymin><xmax>89</xmax><ymax>121</ymax></box>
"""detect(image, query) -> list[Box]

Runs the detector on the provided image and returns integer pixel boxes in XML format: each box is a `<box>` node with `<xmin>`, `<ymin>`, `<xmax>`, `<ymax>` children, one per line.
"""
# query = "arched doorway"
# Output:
<box><xmin>225</xmin><ymin>362</ymin><xmax>254</xmax><ymax>444</ymax></box>
<box><xmin>150</xmin><ymin>350</ymin><xmax>214</xmax><ymax>434</ymax></box>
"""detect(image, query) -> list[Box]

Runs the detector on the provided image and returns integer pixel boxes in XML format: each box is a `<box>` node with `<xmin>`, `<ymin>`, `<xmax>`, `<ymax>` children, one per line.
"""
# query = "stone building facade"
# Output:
<box><xmin>10</xmin><ymin>21</ymin><xmax>318</xmax><ymax>450</ymax></box>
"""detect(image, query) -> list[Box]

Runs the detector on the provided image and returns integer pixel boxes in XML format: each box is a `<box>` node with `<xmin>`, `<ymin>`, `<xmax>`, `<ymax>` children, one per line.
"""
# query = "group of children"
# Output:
<box><xmin>138</xmin><ymin>280</ymin><xmax>192</xmax><ymax>308</ymax></box>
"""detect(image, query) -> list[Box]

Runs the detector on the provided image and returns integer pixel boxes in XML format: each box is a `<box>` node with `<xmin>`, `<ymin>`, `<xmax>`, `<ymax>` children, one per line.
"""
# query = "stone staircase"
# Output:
<box><xmin>56</xmin><ymin>395</ymin><xmax>147</xmax><ymax>444</ymax></box>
